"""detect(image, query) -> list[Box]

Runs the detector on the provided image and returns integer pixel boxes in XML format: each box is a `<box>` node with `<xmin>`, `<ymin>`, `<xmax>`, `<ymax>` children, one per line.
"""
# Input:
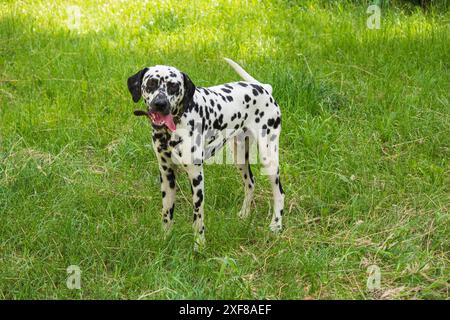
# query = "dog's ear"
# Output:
<box><xmin>182</xmin><ymin>72</ymin><xmax>196</xmax><ymax>109</ymax></box>
<box><xmin>127</xmin><ymin>68</ymin><xmax>149</xmax><ymax>103</ymax></box>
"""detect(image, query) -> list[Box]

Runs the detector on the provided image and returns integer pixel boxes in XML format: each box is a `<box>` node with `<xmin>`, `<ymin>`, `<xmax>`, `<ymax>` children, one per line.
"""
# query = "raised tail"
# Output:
<box><xmin>224</xmin><ymin>57</ymin><xmax>272</xmax><ymax>95</ymax></box>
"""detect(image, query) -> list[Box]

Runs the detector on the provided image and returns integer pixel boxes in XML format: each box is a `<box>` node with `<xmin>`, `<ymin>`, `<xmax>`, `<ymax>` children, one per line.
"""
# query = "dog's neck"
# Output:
<box><xmin>170</xmin><ymin>97</ymin><xmax>193</xmax><ymax>127</ymax></box>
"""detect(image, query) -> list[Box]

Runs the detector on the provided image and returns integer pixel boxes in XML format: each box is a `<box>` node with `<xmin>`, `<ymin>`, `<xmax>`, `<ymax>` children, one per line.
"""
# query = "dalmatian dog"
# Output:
<box><xmin>127</xmin><ymin>58</ymin><xmax>284</xmax><ymax>250</ymax></box>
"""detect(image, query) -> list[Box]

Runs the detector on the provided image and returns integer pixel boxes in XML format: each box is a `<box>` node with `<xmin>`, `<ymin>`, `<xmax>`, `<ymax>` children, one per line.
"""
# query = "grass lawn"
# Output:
<box><xmin>0</xmin><ymin>0</ymin><xmax>448</xmax><ymax>299</ymax></box>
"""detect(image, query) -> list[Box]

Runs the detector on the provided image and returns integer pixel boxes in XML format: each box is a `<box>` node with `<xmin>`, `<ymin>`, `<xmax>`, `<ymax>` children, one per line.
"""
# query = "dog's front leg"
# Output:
<box><xmin>186</xmin><ymin>165</ymin><xmax>205</xmax><ymax>251</ymax></box>
<box><xmin>159</xmin><ymin>165</ymin><xmax>176</xmax><ymax>235</ymax></box>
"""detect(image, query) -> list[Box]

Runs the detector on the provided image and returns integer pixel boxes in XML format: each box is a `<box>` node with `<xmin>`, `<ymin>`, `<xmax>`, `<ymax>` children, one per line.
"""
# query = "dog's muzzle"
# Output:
<box><xmin>150</xmin><ymin>93</ymin><xmax>170</xmax><ymax>115</ymax></box>
<box><xmin>137</xmin><ymin>92</ymin><xmax>176</xmax><ymax>132</ymax></box>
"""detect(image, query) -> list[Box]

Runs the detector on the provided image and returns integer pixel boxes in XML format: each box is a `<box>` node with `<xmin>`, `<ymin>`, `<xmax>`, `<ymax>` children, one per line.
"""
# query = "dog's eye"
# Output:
<box><xmin>167</xmin><ymin>82</ymin><xmax>180</xmax><ymax>95</ymax></box>
<box><xmin>146</xmin><ymin>78</ymin><xmax>158</xmax><ymax>92</ymax></box>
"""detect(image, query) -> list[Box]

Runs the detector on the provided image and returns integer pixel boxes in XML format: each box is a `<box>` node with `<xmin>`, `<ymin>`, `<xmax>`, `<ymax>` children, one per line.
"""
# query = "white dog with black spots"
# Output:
<box><xmin>127</xmin><ymin>58</ymin><xmax>284</xmax><ymax>251</ymax></box>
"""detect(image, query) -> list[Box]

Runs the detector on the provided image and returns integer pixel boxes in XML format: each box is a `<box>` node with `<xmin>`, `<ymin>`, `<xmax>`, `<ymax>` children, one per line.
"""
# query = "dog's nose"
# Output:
<box><xmin>151</xmin><ymin>94</ymin><xmax>169</xmax><ymax>111</ymax></box>
<box><xmin>154</xmin><ymin>99</ymin><xmax>168</xmax><ymax>109</ymax></box>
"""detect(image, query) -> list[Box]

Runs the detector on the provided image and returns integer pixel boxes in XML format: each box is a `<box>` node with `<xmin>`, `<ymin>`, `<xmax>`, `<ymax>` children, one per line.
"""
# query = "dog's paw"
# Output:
<box><xmin>238</xmin><ymin>207</ymin><xmax>251</xmax><ymax>219</ymax></box>
<box><xmin>162</xmin><ymin>220</ymin><xmax>174</xmax><ymax>238</ymax></box>
<box><xmin>269</xmin><ymin>220</ymin><xmax>282</xmax><ymax>233</ymax></box>
<box><xmin>193</xmin><ymin>234</ymin><xmax>206</xmax><ymax>252</ymax></box>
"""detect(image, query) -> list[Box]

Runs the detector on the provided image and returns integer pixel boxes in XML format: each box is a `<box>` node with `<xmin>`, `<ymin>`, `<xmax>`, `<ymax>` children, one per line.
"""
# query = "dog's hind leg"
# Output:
<box><xmin>257</xmin><ymin>126</ymin><xmax>285</xmax><ymax>233</ymax></box>
<box><xmin>232</xmin><ymin>133</ymin><xmax>255</xmax><ymax>219</ymax></box>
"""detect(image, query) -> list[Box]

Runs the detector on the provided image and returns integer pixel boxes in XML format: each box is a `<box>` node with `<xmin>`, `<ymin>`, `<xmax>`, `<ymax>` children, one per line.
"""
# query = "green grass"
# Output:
<box><xmin>0</xmin><ymin>0</ymin><xmax>448</xmax><ymax>299</ymax></box>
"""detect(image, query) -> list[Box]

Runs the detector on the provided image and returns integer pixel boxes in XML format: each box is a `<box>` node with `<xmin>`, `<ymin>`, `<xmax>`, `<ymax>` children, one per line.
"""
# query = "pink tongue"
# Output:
<box><xmin>161</xmin><ymin>114</ymin><xmax>176</xmax><ymax>132</ymax></box>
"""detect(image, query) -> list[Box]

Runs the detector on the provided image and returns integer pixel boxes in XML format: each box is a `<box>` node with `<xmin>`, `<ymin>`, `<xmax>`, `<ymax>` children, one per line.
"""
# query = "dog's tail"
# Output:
<box><xmin>224</xmin><ymin>57</ymin><xmax>273</xmax><ymax>95</ymax></box>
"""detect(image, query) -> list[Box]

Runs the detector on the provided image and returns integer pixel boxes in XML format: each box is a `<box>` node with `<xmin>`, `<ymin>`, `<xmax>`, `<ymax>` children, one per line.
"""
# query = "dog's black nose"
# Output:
<box><xmin>151</xmin><ymin>94</ymin><xmax>169</xmax><ymax>112</ymax></box>
<box><xmin>154</xmin><ymin>99</ymin><xmax>168</xmax><ymax>109</ymax></box>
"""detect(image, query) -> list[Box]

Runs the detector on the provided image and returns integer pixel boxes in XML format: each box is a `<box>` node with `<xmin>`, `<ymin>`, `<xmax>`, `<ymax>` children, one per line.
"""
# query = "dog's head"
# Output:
<box><xmin>127</xmin><ymin>65</ymin><xmax>195</xmax><ymax>131</ymax></box>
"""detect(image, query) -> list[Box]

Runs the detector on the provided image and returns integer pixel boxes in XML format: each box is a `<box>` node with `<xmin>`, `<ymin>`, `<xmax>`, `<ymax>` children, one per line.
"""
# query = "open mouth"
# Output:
<box><xmin>134</xmin><ymin>110</ymin><xmax>176</xmax><ymax>132</ymax></box>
